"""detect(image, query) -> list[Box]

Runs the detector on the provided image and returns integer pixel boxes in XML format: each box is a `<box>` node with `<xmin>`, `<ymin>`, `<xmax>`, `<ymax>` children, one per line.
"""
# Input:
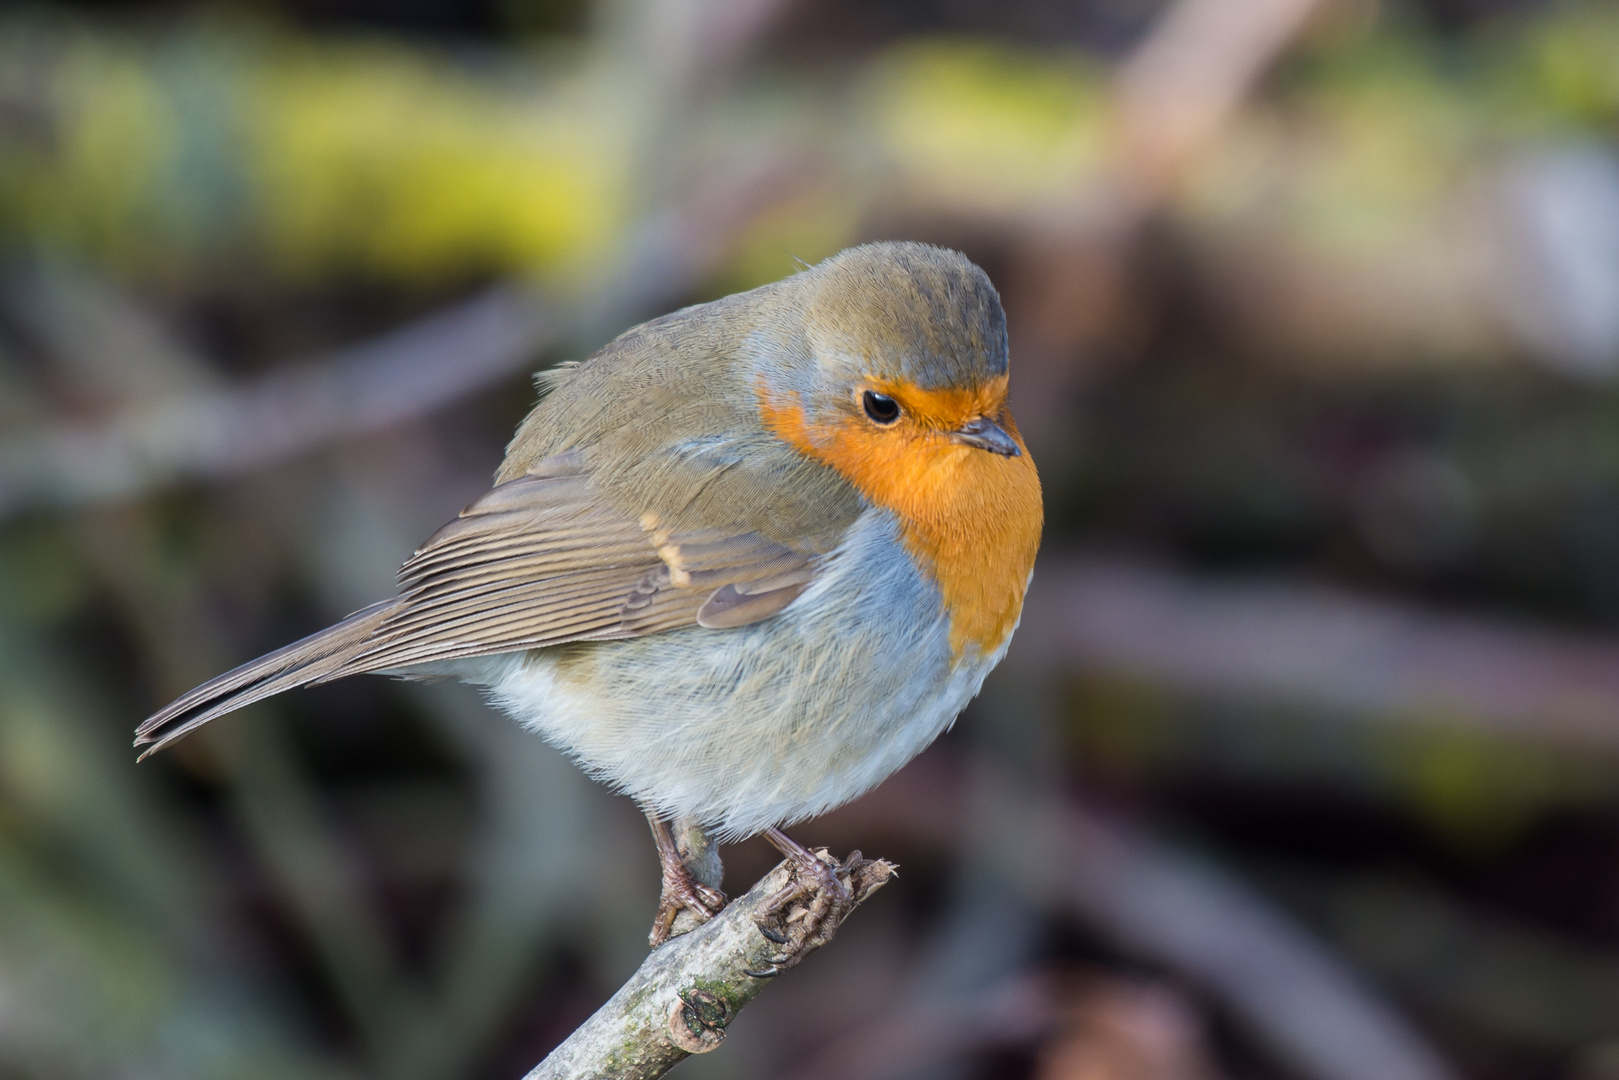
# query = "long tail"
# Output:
<box><xmin>134</xmin><ymin>600</ymin><xmax>400</xmax><ymax>759</ymax></box>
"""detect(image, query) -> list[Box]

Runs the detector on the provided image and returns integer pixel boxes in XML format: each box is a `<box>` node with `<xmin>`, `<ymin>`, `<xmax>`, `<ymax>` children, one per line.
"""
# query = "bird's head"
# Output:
<box><xmin>756</xmin><ymin>242</ymin><xmax>1037</xmax><ymax>537</ymax></box>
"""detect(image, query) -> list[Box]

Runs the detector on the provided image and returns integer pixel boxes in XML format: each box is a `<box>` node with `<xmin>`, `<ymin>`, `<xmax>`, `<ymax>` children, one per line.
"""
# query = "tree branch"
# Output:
<box><xmin>526</xmin><ymin>853</ymin><xmax>893</xmax><ymax>1080</ymax></box>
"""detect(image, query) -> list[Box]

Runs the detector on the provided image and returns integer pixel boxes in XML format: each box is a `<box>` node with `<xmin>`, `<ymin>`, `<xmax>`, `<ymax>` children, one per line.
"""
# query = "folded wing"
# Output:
<box><xmin>135</xmin><ymin>453</ymin><xmax>823</xmax><ymax>756</ymax></box>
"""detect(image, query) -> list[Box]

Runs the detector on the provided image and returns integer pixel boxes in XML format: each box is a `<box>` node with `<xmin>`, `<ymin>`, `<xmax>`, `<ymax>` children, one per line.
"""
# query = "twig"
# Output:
<box><xmin>526</xmin><ymin>854</ymin><xmax>893</xmax><ymax>1080</ymax></box>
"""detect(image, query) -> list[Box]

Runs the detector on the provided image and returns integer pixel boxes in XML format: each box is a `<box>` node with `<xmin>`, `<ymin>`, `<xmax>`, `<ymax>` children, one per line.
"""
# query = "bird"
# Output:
<box><xmin>136</xmin><ymin>241</ymin><xmax>1043</xmax><ymax>961</ymax></box>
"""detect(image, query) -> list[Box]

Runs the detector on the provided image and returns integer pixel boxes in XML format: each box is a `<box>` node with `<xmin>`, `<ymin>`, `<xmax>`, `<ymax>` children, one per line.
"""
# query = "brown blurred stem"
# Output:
<box><xmin>1024</xmin><ymin>555</ymin><xmax>1619</xmax><ymax>751</ymax></box>
<box><xmin>525</xmin><ymin>852</ymin><xmax>893</xmax><ymax>1080</ymax></box>
<box><xmin>209</xmin><ymin>717</ymin><xmax>432</xmax><ymax>1079</ymax></box>
<box><xmin>0</xmin><ymin>283</ymin><xmax>555</xmax><ymax>518</ymax></box>
<box><xmin>1108</xmin><ymin>0</ymin><xmax>1332</xmax><ymax>207</ymax></box>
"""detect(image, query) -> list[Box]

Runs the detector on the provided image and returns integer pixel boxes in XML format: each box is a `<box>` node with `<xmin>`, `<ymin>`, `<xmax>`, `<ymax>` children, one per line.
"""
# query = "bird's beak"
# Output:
<box><xmin>951</xmin><ymin>416</ymin><xmax>1021</xmax><ymax>457</ymax></box>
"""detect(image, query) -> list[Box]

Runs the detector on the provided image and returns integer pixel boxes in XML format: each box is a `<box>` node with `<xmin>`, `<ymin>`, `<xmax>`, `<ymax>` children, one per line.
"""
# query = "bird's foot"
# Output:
<box><xmin>649</xmin><ymin>849</ymin><xmax>727</xmax><ymax>948</ymax></box>
<box><xmin>749</xmin><ymin>830</ymin><xmax>894</xmax><ymax>975</ymax></box>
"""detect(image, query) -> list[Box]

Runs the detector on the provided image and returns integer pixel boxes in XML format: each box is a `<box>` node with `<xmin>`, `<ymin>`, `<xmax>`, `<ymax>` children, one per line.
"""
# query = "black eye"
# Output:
<box><xmin>863</xmin><ymin>391</ymin><xmax>900</xmax><ymax>425</ymax></box>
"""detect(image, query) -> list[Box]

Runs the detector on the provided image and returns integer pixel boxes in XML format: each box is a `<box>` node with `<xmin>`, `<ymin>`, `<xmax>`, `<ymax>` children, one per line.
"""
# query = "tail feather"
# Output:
<box><xmin>135</xmin><ymin>600</ymin><xmax>399</xmax><ymax>759</ymax></box>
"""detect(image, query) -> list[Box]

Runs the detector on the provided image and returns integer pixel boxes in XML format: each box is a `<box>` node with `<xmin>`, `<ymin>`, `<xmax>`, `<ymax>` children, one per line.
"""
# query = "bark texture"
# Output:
<box><xmin>526</xmin><ymin>851</ymin><xmax>892</xmax><ymax>1080</ymax></box>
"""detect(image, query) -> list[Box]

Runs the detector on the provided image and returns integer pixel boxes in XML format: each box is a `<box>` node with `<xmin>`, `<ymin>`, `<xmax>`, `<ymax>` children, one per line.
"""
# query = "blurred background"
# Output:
<box><xmin>2</xmin><ymin>0</ymin><xmax>1619</xmax><ymax>1077</ymax></box>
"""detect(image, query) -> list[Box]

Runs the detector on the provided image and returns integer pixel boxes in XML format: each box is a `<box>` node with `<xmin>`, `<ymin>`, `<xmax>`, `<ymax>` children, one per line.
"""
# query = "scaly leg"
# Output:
<box><xmin>647</xmin><ymin>813</ymin><xmax>726</xmax><ymax>947</ymax></box>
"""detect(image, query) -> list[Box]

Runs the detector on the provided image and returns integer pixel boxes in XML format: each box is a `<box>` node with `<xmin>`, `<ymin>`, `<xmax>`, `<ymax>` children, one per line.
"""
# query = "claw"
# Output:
<box><xmin>651</xmin><ymin>872</ymin><xmax>727</xmax><ymax>947</ymax></box>
<box><xmin>747</xmin><ymin>829</ymin><xmax>864</xmax><ymax>972</ymax></box>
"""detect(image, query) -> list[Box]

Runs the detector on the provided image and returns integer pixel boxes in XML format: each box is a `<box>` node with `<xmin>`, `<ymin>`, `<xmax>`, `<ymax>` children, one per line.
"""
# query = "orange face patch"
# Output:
<box><xmin>759</xmin><ymin>375</ymin><xmax>1043</xmax><ymax>658</ymax></box>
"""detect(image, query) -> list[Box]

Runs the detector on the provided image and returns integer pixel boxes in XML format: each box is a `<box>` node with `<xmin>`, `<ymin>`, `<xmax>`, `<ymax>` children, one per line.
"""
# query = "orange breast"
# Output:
<box><xmin>759</xmin><ymin>378</ymin><xmax>1043</xmax><ymax>659</ymax></box>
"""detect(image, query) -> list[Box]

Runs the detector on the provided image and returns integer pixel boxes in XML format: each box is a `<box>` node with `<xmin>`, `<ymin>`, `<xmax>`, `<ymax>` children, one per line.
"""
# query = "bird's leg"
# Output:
<box><xmin>751</xmin><ymin>827</ymin><xmax>860</xmax><ymax>971</ymax></box>
<box><xmin>647</xmin><ymin>812</ymin><xmax>727</xmax><ymax>947</ymax></box>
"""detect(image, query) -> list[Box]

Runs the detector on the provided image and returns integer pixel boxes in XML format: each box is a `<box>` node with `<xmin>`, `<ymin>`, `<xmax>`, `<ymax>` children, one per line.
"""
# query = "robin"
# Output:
<box><xmin>136</xmin><ymin>241</ymin><xmax>1043</xmax><ymax>960</ymax></box>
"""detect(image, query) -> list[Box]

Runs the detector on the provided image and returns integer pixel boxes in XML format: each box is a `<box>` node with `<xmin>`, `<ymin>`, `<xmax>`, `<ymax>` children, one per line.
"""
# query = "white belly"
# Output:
<box><xmin>475</xmin><ymin>508</ymin><xmax>1008</xmax><ymax>839</ymax></box>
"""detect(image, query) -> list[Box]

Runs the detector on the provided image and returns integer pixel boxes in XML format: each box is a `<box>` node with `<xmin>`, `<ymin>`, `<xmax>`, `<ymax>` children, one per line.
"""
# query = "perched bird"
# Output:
<box><xmin>137</xmin><ymin>241</ymin><xmax>1043</xmax><ymax>958</ymax></box>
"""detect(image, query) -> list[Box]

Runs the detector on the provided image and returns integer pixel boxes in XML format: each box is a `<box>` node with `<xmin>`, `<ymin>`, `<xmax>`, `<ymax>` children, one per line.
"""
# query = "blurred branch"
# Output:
<box><xmin>1045</xmin><ymin>795</ymin><xmax>1456</xmax><ymax>1080</ymax></box>
<box><xmin>69</xmin><ymin>506</ymin><xmax>432</xmax><ymax>1080</ymax></box>
<box><xmin>526</xmin><ymin>854</ymin><xmax>893</xmax><ymax>1080</ymax></box>
<box><xmin>1009</xmin><ymin>0</ymin><xmax>1334</xmax><ymax>435</ymax></box>
<box><xmin>1109</xmin><ymin>0</ymin><xmax>1331</xmax><ymax>208</ymax></box>
<box><xmin>1041</xmin><ymin>0</ymin><xmax>1336</xmax><ymax>240</ymax></box>
<box><xmin>833</xmin><ymin>753</ymin><xmax>1458</xmax><ymax>1080</ymax></box>
<box><xmin>0</xmin><ymin>285</ymin><xmax>552</xmax><ymax>518</ymax></box>
<box><xmin>774</xmin><ymin>972</ymin><xmax>1057</xmax><ymax>1080</ymax></box>
<box><xmin>211</xmin><ymin>716</ymin><xmax>433</xmax><ymax>1080</ymax></box>
<box><xmin>2</xmin><ymin>263</ymin><xmax>225</xmax><ymax>405</ymax></box>
<box><xmin>1288</xmin><ymin>870</ymin><xmax>1619</xmax><ymax>1054</ymax></box>
<box><xmin>1025</xmin><ymin>555</ymin><xmax>1619</xmax><ymax>749</ymax></box>
<box><xmin>395</xmin><ymin>682</ymin><xmax>625</xmax><ymax>1080</ymax></box>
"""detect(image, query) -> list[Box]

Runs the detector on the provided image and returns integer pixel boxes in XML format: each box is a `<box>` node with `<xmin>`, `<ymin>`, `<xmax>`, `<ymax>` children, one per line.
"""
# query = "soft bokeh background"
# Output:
<box><xmin>3</xmin><ymin>0</ymin><xmax>1619</xmax><ymax>1077</ymax></box>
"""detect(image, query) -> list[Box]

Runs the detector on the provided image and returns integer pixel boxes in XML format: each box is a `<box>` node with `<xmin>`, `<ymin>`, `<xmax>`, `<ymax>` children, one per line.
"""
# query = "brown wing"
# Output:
<box><xmin>135</xmin><ymin>453</ymin><xmax>825</xmax><ymax>757</ymax></box>
<box><xmin>314</xmin><ymin>452</ymin><xmax>820</xmax><ymax>677</ymax></box>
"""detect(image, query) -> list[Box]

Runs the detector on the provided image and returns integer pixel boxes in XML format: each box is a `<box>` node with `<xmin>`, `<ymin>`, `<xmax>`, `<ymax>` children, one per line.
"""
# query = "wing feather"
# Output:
<box><xmin>320</xmin><ymin>454</ymin><xmax>823</xmax><ymax>678</ymax></box>
<box><xmin>137</xmin><ymin>450</ymin><xmax>833</xmax><ymax>751</ymax></box>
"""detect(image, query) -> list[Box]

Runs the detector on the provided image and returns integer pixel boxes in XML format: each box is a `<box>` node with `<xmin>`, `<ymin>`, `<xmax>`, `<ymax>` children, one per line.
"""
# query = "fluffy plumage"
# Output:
<box><xmin>136</xmin><ymin>241</ymin><xmax>1042</xmax><ymax>841</ymax></box>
